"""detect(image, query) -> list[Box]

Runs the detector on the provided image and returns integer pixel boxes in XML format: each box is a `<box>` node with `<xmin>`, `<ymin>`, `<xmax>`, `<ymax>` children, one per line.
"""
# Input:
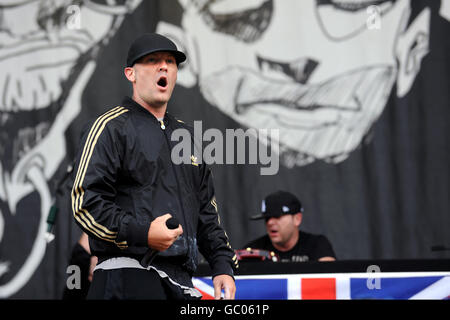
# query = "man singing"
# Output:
<box><xmin>71</xmin><ymin>33</ymin><xmax>237</xmax><ymax>300</ymax></box>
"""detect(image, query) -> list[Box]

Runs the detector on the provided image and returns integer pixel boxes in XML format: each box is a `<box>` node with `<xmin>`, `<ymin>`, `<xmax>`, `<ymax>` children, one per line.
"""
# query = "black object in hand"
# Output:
<box><xmin>140</xmin><ymin>216</ymin><xmax>180</xmax><ymax>268</ymax></box>
<box><xmin>165</xmin><ymin>217</ymin><xmax>180</xmax><ymax>229</ymax></box>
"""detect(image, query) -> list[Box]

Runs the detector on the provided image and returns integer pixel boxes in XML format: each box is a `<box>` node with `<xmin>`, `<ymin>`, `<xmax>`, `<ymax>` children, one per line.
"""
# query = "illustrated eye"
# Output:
<box><xmin>198</xmin><ymin>0</ymin><xmax>274</xmax><ymax>43</ymax></box>
<box><xmin>316</xmin><ymin>0</ymin><xmax>396</xmax><ymax>12</ymax></box>
<box><xmin>315</xmin><ymin>0</ymin><xmax>397</xmax><ymax>40</ymax></box>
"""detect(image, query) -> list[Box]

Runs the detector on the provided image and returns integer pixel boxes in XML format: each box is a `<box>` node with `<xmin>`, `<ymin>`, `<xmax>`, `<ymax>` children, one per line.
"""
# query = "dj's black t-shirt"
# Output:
<box><xmin>244</xmin><ymin>231</ymin><xmax>336</xmax><ymax>262</ymax></box>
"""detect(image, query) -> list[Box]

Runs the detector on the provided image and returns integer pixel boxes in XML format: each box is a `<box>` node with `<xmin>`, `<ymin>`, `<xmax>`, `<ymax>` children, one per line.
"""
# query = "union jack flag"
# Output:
<box><xmin>193</xmin><ymin>272</ymin><xmax>450</xmax><ymax>300</ymax></box>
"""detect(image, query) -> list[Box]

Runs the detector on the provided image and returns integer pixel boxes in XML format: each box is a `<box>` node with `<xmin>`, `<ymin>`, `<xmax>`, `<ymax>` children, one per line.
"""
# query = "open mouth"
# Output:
<box><xmin>157</xmin><ymin>76</ymin><xmax>168</xmax><ymax>88</ymax></box>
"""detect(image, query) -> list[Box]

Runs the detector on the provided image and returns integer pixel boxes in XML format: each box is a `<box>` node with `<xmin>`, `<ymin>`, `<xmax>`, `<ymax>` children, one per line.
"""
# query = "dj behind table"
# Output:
<box><xmin>193</xmin><ymin>249</ymin><xmax>450</xmax><ymax>300</ymax></box>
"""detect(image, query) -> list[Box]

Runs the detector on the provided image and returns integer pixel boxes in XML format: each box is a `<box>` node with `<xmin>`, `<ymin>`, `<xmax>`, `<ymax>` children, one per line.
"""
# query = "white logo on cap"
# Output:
<box><xmin>282</xmin><ymin>206</ymin><xmax>290</xmax><ymax>212</ymax></box>
<box><xmin>262</xmin><ymin>200</ymin><xmax>266</xmax><ymax>212</ymax></box>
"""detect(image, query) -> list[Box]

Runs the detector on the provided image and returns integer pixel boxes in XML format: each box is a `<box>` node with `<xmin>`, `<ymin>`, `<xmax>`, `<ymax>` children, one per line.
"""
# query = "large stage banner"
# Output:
<box><xmin>0</xmin><ymin>0</ymin><xmax>449</xmax><ymax>298</ymax></box>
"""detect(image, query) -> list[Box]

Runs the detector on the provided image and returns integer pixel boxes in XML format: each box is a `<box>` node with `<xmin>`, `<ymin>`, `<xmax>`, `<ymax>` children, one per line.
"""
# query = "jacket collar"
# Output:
<box><xmin>121</xmin><ymin>96</ymin><xmax>173</xmax><ymax>126</ymax></box>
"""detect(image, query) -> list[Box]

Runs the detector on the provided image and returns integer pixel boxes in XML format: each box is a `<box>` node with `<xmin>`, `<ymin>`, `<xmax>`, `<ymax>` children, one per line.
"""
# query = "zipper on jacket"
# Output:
<box><xmin>161</xmin><ymin>122</ymin><xmax>189</xmax><ymax>238</ymax></box>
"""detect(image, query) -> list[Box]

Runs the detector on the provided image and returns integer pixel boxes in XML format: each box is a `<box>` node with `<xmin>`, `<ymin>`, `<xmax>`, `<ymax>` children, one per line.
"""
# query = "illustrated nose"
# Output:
<box><xmin>257</xmin><ymin>55</ymin><xmax>318</xmax><ymax>84</ymax></box>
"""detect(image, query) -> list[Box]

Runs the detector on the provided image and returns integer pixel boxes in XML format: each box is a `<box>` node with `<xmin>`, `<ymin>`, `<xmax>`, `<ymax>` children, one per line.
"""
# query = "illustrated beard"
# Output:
<box><xmin>201</xmin><ymin>64</ymin><xmax>396</xmax><ymax>166</ymax></box>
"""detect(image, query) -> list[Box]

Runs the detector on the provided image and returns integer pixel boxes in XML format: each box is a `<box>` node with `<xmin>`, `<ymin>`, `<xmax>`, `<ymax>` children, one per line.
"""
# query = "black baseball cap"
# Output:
<box><xmin>250</xmin><ymin>191</ymin><xmax>303</xmax><ymax>220</ymax></box>
<box><xmin>126</xmin><ymin>33</ymin><xmax>186</xmax><ymax>67</ymax></box>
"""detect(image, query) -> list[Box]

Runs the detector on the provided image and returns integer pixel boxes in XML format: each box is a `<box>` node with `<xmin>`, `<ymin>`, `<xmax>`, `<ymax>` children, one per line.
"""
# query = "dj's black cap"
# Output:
<box><xmin>250</xmin><ymin>191</ymin><xmax>303</xmax><ymax>220</ymax></box>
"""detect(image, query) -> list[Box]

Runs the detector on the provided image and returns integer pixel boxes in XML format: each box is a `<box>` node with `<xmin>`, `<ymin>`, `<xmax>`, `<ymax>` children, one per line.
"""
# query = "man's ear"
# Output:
<box><xmin>156</xmin><ymin>21</ymin><xmax>197</xmax><ymax>88</ymax></box>
<box><xmin>124</xmin><ymin>67</ymin><xmax>135</xmax><ymax>82</ymax></box>
<box><xmin>395</xmin><ymin>7</ymin><xmax>431</xmax><ymax>97</ymax></box>
<box><xmin>293</xmin><ymin>213</ymin><xmax>303</xmax><ymax>227</ymax></box>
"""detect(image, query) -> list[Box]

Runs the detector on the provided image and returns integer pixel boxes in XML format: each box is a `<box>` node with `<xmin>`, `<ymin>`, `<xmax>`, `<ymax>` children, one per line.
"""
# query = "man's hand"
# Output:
<box><xmin>147</xmin><ymin>213</ymin><xmax>183</xmax><ymax>251</ymax></box>
<box><xmin>213</xmin><ymin>274</ymin><xmax>236</xmax><ymax>300</ymax></box>
<box><xmin>88</xmin><ymin>256</ymin><xmax>98</xmax><ymax>282</ymax></box>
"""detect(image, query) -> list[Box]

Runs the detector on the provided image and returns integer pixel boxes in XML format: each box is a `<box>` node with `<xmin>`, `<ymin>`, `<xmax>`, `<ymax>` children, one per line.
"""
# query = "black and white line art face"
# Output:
<box><xmin>0</xmin><ymin>0</ymin><xmax>141</xmax><ymax>297</ymax></box>
<box><xmin>158</xmin><ymin>0</ymin><xmax>432</xmax><ymax>167</ymax></box>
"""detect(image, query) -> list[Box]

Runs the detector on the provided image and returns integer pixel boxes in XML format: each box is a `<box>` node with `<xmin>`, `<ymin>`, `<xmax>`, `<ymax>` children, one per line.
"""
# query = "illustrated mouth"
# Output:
<box><xmin>200</xmin><ymin>64</ymin><xmax>396</xmax><ymax>164</ymax></box>
<box><xmin>201</xmin><ymin>65</ymin><xmax>395</xmax><ymax>129</ymax></box>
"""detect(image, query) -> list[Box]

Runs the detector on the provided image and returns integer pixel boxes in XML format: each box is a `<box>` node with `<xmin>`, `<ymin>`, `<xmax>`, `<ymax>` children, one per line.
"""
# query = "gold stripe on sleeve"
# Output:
<box><xmin>71</xmin><ymin>106</ymin><xmax>129</xmax><ymax>247</ymax></box>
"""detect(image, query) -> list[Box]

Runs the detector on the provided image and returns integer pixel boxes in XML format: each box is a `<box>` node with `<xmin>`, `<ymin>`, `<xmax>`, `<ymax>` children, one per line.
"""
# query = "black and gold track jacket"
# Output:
<box><xmin>71</xmin><ymin>96</ymin><xmax>237</xmax><ymax>285</ymax></box>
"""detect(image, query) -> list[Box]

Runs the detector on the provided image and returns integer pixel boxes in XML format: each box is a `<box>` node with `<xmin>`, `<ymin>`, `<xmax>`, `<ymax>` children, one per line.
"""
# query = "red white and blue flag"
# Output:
<box><xmin>193</xmin><ymin>272</ymin><xmax>450</xmax><ymax>300</ymax></box>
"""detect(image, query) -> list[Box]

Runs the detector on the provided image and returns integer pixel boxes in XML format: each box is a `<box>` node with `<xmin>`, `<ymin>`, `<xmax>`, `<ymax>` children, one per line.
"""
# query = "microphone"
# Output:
<box><xmin>140</xmin><ymin>216</ymin><xmax>180</xmax><ymax>268</ymax></box>
<box><xmin>166</xmin><ymin>217</ymin><xmax>180</xmax><ymax>230</ymax></box>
